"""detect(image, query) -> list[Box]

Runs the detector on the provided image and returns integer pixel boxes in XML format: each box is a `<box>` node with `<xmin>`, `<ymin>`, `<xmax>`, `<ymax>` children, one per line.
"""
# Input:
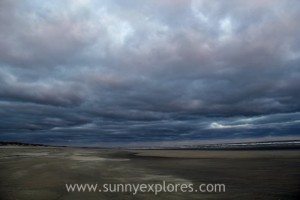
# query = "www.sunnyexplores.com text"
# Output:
<box><xmin>66</xmin><ymin>181</ymin><xmax>226</xmax><ymax>195</ymax></box>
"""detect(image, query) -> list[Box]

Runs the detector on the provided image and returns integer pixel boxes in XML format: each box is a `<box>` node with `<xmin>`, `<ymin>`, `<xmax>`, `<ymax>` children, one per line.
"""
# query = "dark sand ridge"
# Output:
<box><xmin>130</xmin><ymin>149</ymin><xmax>300</xmax><ymax>159</ymax></box>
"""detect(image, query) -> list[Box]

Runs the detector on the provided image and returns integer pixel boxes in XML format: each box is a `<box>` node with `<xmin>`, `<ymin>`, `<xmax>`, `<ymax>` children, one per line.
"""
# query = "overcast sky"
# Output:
<box><xmin>0</xmin><ymin>0</ymin><xmax>300</xmax><ymax>147</ymax></box>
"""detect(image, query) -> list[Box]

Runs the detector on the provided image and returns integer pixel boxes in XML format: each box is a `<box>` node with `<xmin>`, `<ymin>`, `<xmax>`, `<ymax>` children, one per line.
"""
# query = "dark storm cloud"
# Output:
<box><xmin>0</xmin><ymin>0</ymin><xmax>299</xmax><ymax>146</ymax></box>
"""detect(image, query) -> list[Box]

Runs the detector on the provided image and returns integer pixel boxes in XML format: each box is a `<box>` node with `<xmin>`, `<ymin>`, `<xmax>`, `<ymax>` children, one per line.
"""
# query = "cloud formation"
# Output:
<box><xmin>0</xmin><ymin>0</ymin><xmax>300</xmax><ymax>146</ymax></box>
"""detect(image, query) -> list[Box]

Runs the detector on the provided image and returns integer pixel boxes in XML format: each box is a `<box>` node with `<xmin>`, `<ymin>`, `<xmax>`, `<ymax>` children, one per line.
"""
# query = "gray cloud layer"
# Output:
<box><xmin>0</xmin><ymin>0</ymin><xmax>300</xmax><ymax>146</ymax></box>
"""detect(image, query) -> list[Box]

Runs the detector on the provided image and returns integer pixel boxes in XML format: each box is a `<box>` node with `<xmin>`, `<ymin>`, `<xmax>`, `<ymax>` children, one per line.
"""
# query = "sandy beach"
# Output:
<box><xmin>0</xmin><ymin>146</ymin><xmax>299</xmax><ymax>200</ymax></box>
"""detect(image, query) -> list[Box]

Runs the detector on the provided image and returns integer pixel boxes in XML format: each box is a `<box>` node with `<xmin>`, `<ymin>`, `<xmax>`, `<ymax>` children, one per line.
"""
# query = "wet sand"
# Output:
<box><xmin>0</xmin><ymin>146</ymin><xmax>299</xmax><ymax>199</ymax></box>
